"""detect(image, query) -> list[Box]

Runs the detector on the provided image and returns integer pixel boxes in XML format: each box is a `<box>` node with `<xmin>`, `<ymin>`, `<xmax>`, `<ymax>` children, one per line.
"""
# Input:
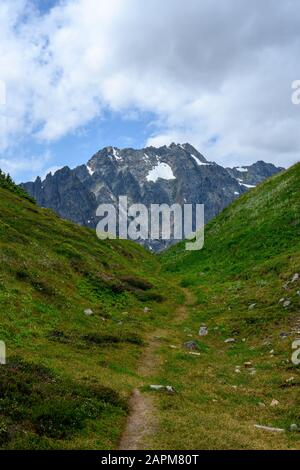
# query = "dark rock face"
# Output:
<box><xmin>23</xmin><ymin>166</ymin><xmax>98</xmax><ymax>227</ymax></box>
<box><xmin>226</xmin><ymin>161</ymin><xmax>284</xmax><ymax>187</ymax></box>
<box><xmin>21</xmin><ymin>144</ymin><xmax>283</xmax><ymax>251</ymax></box>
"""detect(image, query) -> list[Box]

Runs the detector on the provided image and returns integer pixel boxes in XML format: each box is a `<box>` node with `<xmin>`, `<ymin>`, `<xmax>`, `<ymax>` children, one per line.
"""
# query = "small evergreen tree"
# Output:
<box><xmin>0</xmin><ymin>169</ymin><xmax>35</xmax><ymax>203</ymax></box>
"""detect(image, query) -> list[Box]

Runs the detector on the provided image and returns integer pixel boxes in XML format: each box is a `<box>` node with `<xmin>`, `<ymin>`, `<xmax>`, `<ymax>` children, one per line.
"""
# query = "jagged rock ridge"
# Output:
<box><xmin>21</xmin><ymin>143</ymin><xmax>283</xmax><ymax>250</ymax></box>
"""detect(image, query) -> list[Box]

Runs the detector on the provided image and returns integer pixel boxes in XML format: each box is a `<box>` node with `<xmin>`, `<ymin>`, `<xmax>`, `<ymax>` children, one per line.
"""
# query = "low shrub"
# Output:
<box><xmin>83</xmin><ymin>332</ymin><xmax>143</xmax><ymax>346</ymax></box>
<box><xmin>32</xmin><ymin>400</ymin><xmax>87</xmax><ymax>439</ymax></box>
<box><xmin>135</xmin><ymin>291</ymin><xmax>164</xmax><ymax>303</ymax></box>
<box><xmin>121</xmin><ymin>276</ymin><xmax>153</xmax><ymax>291</ymax></box>
<box><xmin>0</xmin><ymin>357</ymin><xmax>126</xmax><ymax>445</ymax></box>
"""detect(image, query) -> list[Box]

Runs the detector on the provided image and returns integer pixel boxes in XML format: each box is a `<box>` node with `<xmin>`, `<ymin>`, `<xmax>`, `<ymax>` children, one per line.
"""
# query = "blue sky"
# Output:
<box><xmin>3</xmin><ymin>110</ymin><xmax>156</xmax><ymax>182</ymax></box>
<box><xmin>0</xmin><ymin>0</ymin><xmax>299</xmax><ymax>182</ymax></box>
<box><xmin>31</xmin><ymin>0</ymin><xmax>57</xmax><ymax>13</ymax></box>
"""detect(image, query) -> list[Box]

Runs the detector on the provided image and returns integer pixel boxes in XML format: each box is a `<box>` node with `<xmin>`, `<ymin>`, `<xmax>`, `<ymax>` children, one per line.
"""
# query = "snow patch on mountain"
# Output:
<box><xmin>191</xmin><ymin>154</ymin><xmax>210</xmax><ymax>166</ymax></box>
<box><xmin>87</xmin><ymin>165</ymin><xmax>94</xmax><ymax>176</ymax></box>
<box><xmin>146</xmin><ymin>163</ymin><xmax>176</xmax><ymax>183</ymax></box>
<box><xmin>240</xmin><ymin>183</ymin><xmax>256</xmax><ymax>188</ymax></box>
<box><xmin>112</xmin><ymin>148</ymin><xmax>122</xmax><ymax>160</ymax></box>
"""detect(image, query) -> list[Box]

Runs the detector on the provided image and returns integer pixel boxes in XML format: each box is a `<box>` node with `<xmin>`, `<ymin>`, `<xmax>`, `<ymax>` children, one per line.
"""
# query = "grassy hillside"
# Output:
<box><xmin>0</xmin><ymin>186</ymin><xmax>178</xmax><ymax>449</ymax></box>
<box><xmin>153</xmin><ymin>163</ymin><xmax>300</xmax><ymax>449</ymax></box>
<box><xmin>163</xmin><ymin>163</ymin><xmax>299</xmax><ymax>280</ymax></box>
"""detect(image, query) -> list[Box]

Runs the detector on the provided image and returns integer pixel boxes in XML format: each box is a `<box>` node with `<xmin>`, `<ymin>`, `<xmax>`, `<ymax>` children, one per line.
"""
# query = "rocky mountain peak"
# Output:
<box><xmin>21</xmin><ymin>144</ymin><xmax>283</xmax><ymax>251</ymax></box>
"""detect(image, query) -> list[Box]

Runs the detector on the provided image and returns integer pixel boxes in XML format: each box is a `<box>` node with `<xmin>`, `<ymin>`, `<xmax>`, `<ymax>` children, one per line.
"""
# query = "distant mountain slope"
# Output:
<box><xmin>0</xmin><ymin>184</ymin><xmax>176</xmax><ymax>449</ymax></box>
<box><xmin>21</xmin><ymin>144</ymin><xmax>283</xmax><ymax>251</ymax></box>
<box><xmin>226</xmin><ymin>160</ymin><xmax>283</xmax><ymax>187</ymax></box>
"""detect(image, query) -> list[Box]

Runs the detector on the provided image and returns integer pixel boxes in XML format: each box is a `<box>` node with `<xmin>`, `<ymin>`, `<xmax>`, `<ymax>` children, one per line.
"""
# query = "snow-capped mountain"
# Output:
<box><xmin>21</xmin><ymin>143</ymin><xmax>283</xmax><ymax>250</ymax></box>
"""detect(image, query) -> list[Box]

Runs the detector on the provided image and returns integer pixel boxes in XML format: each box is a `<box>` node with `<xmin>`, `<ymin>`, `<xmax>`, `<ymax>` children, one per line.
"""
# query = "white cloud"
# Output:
<box><xmin>0</xmin><ymin>0</ymin><xmax>299</xmax><ymax>169</ymax></box>
<box><xmin>0</xmin><ymin>149</ymin><xmax>54</xmax><ymax>182</ymax></box>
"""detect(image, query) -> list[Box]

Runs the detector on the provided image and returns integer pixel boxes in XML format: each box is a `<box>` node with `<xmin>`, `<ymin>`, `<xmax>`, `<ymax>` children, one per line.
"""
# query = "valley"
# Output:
<box><xmin>0</xmin><ymin>163</ymin><xmax>299</xmax><ymax>449</ymax></box>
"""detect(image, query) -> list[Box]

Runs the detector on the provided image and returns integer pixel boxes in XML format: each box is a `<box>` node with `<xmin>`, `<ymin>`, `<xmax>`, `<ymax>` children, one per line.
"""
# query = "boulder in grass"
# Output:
<box><xmin>84</xmin><ymin>308</ymin><xmax>93</xmax><ymax>316</ymax></box>
<box><xmin>270</xmin><ymin>399</ymin><xmax>279</xmax><ymax>407</ymax></box>
<box><xmin>199</xmin><ymin>326</ymin><xmax>208</xmax><ymax>336</ymax></box>
<box><xmin>150</xmin><ymin>385</ymin><xmax>175</xmax><ymax>393</ymax></box>
<box><xmin>184</xmin><ymin>341</ymin><xmax>199</xmax><ymax>351</ymax></box>
<box><xmin>279</xmin><ymin>332</ymin><xmax>289</xmax><ymax>339</ymax></box>
<box><xmin>150</xmin><ymin>385</ymin><xmax>164</xmax><ymax>391</ymax></box>
<box><xmin>224</xmin><ymin>338</ymin><xmax>236</xmax><ymax>344</ymax></box>
<box><xmin>254</xmin><ymin>424</ymin><xmax>285</xmax><ymax>433</ymax></box>
<box><xmin>244</xmin><ymin>362</ymin><xmax>253</xmax><ymax>368</ymax></box>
